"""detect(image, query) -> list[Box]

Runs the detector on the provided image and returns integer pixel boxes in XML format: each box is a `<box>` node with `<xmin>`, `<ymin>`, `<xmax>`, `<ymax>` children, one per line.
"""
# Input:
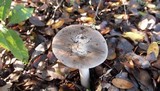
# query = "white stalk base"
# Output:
<box><xmin>79</xmin><ymin>68</ymin><xmax>90</xmax><ymax>88</ymax></box>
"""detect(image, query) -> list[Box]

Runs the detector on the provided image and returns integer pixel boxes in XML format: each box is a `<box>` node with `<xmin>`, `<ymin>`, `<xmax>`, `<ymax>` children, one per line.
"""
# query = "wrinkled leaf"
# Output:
<box><xmin>0</xmin><ymin>25</ymin><xmax>29</xmax><ymax>63</ymax></box>
<box><xmin>125</xmin><ymin>52</ymin><xmax>150</xmax><ymax>68</ymax></box>
<box><xmin>147</xmin><ymin>42</ymin><xmax>159</xmax><ymax>58</ymax></box>
<box><xmin>9</xmin><ymin>5</ymin><xmax>34</xmax><ymax>24</ymax></box>
<box><xmin>0</xmin><ymin>0</ymin><xmax>11</xmax><ymax>20</ymax></box>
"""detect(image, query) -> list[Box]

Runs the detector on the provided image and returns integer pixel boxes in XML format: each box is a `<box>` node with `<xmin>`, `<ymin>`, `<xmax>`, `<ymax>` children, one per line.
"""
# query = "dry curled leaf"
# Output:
<box><xmin>147</xmin><ymin>42</ymin><xmax>159</xmax><ymax>58</ymax></box>
<box><xmin>112</xmin><ymin>78</ymin><xmax>133</xmax><ymax>89</ymax></box>
<box><xmin>125</xmin><ymin>52</ymin><xmax>150</xmax><ymax>68</ymax></box>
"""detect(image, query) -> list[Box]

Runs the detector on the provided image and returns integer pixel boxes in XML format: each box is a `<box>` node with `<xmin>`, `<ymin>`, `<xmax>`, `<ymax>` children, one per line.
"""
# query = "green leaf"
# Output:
<box><xmin>0</xmin><ymin>0</ymin><xmax>12</xmax><ymax>20</ymax></box>
<box><xmin>9</xmin><ymin>5</ymin><xmax>34</xmax><ymax>24</ymax></box>
<box><xmin>0</xmin><ymin>25</ymin><xmax>29</xmax><ymax>64</ymax></box>
<box><xmin>0</xmin><ymin>31</ymin><xmax>9</xmax><ymax>50</ymax></box>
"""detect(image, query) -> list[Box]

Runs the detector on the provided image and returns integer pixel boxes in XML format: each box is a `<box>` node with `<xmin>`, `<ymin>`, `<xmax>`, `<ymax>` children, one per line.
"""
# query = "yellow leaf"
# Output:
<box><xmin>52</xmin><ymin>19</ymin><xmax>64</xmax><ymax>29</ymax></box>
<box><xmin>65</xmin><ymin>7</ymin><xmax>74</xmax><ymax>13</ymax></box>
<box><xmin>122</xmin><ymin>32</ymin><xmax>145</xmax><ymax>42</ymax></box>
<box><xmin>46</xmin><ymin>19</ymin><xmax>54</xmax><ymax>26</ymax></box>
<box><xmin>80</xmin><ymin>17</ymin><xmax>95</xmax><ymax>24</ymax></box>
<box><xmin>147</xmin><ymin>42</ymin><xmax>159</xmax><ymax>57</ymax></box>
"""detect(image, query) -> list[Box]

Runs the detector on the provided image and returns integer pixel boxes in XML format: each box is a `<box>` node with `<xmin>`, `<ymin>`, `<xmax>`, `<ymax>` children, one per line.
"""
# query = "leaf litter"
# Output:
<box><xmin>1</xmin><ymin>0</ymin><xmax>160</xmax><ymax>91</ymax></box>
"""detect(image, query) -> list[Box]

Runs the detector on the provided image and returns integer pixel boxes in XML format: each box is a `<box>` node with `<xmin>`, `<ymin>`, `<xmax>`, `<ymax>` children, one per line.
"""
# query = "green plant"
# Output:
<box><xmin>0</xmin><ymin>0</ymin><xmax>34</xmax><ymax>64</ymax></box>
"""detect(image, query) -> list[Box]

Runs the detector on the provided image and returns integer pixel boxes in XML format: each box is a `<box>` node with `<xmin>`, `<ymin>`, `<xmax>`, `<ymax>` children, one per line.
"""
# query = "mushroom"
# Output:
<box><xmin>52</xmin><ymin>25</ymin><xmax>108</xmax><ymax>88</ymax></box>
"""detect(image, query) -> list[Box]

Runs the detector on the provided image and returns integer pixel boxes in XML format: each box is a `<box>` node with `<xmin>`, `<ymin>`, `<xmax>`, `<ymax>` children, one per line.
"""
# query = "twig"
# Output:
<box><xmin>122</xmin><ymin>0</ymin><xmax>130</xmax><ymax>25</ymax></box>
<box><xmin>52</xmin><ymin>0</ymin><xmax>64</xmax><ymax>19</ymax></box>
<box><xmin>94</xmin><ymin>0</ymin><xmax>102</xmax><ymax>21</ymax></box>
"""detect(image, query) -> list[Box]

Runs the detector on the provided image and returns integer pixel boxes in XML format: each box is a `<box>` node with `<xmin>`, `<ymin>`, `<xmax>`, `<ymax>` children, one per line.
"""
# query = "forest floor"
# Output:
<box><xmin>1</xmin><ymin>0</ymin><xmax>160</xmax><ymax>91</ymax></box>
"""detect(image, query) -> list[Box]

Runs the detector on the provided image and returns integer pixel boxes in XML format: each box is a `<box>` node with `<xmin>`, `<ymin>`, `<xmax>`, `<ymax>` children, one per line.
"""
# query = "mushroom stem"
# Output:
<box><xmin>79</xmin><ymin>68</ymin><xmax>90</xmax><ymax>88</ymax></box>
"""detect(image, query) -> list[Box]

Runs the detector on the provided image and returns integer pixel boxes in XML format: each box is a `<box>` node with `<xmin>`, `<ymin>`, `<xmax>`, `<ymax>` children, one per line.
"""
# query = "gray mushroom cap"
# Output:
<box><xmin>52</xmin><ymin>25</ymin><xmax>108</xmax><ymax>69</ymax></box>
